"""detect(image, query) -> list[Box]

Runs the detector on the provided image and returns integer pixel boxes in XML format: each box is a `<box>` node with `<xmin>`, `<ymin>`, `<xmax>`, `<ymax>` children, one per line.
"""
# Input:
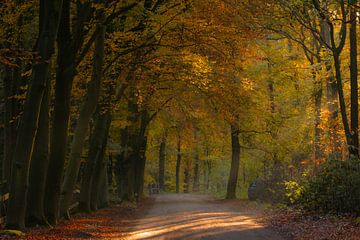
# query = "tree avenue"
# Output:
<box><xmin>0</xmin><ymin>0</ymin><xmax>359</xmax><ymax>233</ymax></box>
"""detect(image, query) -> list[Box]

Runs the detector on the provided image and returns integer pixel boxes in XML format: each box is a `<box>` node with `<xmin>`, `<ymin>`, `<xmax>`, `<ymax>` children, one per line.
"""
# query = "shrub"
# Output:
<box><xmin>299</xmin><ymin>158</ymin><xmax>360</xmax><ymax>215</ymax></box>
<box><xmin>284</xmin><ymin>180</ymin><xmax>305</xmax><ymax>205</ymax></box>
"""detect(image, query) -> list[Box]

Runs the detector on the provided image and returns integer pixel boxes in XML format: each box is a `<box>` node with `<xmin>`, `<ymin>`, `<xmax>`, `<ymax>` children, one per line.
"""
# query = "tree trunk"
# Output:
<box><xmin>115</xmin><ymin>153</ymin><xmax>126</xmax><ymax>199</ymax></box>
<box><xmin>192</xmin><ymin>153</ymin><xmax>200</xmax><ymax>192</ymax></box>
<box><xmin>119</xmin><ymin>96</ymin><xmax>141</xmax><ymax>202</ymax></box>
<box><xmin>320</xmin><ymin>20</ymin><xmax>340</xmax><ymax>155</ymax></box>
<box><xmin>121</xmin><ymin>130</ymin><xmax>136</xmax><ymax>202</ymax></box>
<box><xmin>349</xmin><ymin>0</ymin><xmax>358</xmax><ymax>157</ymax></box>
<box><xmin>176</xmin><ymin>135</ymin><xmax>181</xmax><ymax>193</ymax></box>
<box><xmin>79</xmin><ymin>109</ymin><xmax>111</xmax><ymax>213</ymax></box>
<box><xmin>3</xmin><ymin>63</ymin><xmax>22</xmax><ymax>187</ymax></box>
<box><xmin>203</xmin><ymin>148</ymin><xmax>210</xmax><ymax>192</ymax></box>
<box><xmin>158</xmin><ymin>137</ymin><xmax>166</xmax><ymax>192</ymax></box>
<box><xmin>26</xmin><ymin>81</ymin><xmax>51</xmax><ymax>226</ymax></box>
<box><xmin>192</xmin><ymin>127</ymin><xmax>200</xmax><ymax>192</ymax></box>
<box><xmin>134</xmin><ymin>110</ymin><xmax>149</xmax><ymax>198</ymax></box>
<box><xmin>6</xmin><ymin>0</ymin><xmax>63</xmax><ymax>229</ymax></box>
<box><xmin>226</xmin><ymin>124</ymin><xmax>240</xmax><ymax>199</ymax></box>
<box><xmin>97</xmin><ymin>157</ymin><xmax>110</xmax><ymax>209</ymax></box>
<box><xmin>320</xmin><ymin>6</ymin><xmax>350</xmax><ymax>156</ymax></box>
<box><xmin>313</xmin><ymin>70</ymin><xmax>322</xmax><ymax>162</ymax></box>
<box><xmin>60</xmin><ymin>25</ymin><xmax>105</xmax><ymax>217</ymax></box>
<box><xmin>183</xmin><ymin>158</ymin><xmax>190</xmax><ymax>193</ymax></box>
<box><xmin>44</xmin><ymin>0</ymin><xmax>90</xmax><ymax>224</ymax></box>
<box><xmin>90</xmin><ymin>117</ymin><xmax>110</xmax><ymax>211</ymax></box>
<box><xmin>333</xmin><ymin>50</ymin><xmax>351</xmax><ymax>149</ymax></box>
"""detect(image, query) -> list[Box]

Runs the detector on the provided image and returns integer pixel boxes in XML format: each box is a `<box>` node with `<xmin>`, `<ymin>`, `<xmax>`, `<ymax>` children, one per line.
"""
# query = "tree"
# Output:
<box><xmin>226</xmin><ymin>124</ymin><xmax>240</xmax><ymax>199</ymax></box>
<box><xmin>176</xmin><ymin>133</ymin><xmax>181</xmax><ymax>193</ymax></box>
<box><xmin>60</xmin><ymin>22</ymin><xmax>105</xmax><ymax>218</ymax></box>
<box><xmin>158</xmin><ymin>134</ymin><xmax>166</xmax><ymax>192</ymax></box>
<box><xmin>7</xmin><ymin>0</ymin><xmax>63</xmax><ymax>229</ymax></box>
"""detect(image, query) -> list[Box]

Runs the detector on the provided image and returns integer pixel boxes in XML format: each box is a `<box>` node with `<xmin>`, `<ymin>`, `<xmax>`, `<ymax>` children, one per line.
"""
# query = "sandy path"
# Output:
<box><xmin>126</xmin><ymin>194</ymin><xmax>284</xmax><ymax>240</ymax></box>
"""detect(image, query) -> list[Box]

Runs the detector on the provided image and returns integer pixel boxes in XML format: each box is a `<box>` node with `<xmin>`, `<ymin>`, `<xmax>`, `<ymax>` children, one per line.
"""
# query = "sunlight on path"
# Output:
<box><xmin>124</xmin><ymin>194</ymin><xmax>283</xmax><ymax>240</ymax></box>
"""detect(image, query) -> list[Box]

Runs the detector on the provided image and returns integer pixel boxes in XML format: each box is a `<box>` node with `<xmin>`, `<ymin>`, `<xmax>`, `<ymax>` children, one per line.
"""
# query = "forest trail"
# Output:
<box><xmin>125</xmin><ymin>194</ymin><xmax>284</xmax><ymax>240</ymax></box>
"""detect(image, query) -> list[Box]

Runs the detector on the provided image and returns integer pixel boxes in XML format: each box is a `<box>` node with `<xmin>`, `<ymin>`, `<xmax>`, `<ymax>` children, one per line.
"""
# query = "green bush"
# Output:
<box><xmin>284</xmin><ymin>180</ymin><xmax>305</xmax><ymax>204</ymax></box>
<box><xmin>299</xmin><ymin>158</ymin><xmax>360</xmax><ymax>214</ymax></box>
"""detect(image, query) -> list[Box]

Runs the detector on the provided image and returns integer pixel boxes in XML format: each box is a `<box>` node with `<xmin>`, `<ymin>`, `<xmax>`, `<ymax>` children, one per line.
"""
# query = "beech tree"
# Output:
<box><xmin>7</xmin><ymin>0</ymin><xmax>63</xmax><ymax>229</ymax></box>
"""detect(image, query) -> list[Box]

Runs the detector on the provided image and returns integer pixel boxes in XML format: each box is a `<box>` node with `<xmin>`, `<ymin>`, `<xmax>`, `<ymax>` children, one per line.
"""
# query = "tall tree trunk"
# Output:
<box><xmin>60</xmin><ymin>25</ymin><xmax>105</xmax><ymax>217</ymax></box>
<box><xmin>108</xmin><ymin>153</ymin><xmax>113</xmax><ymax>189</ymax></box>
<box><xmin>118</xmin><ymin>98</ymin><xmax>138</xmax><ymax>202</ymax></box>
<box><xmin>97</xmin><ymin>159</ymin><xmax>110</xmax><ymax>209</ymax></box>
<box><xmin>158</xmin><ymin>137</ymin><xmax>166</xmax><ymax>192</ymax></box>
<box><xmin>134</xmin><ymin>110</ymin><xmax>149</xmax><ymax>198</ymax></box>
<box><xmin>349</xmin><ymin>0</ymin><xmax>358</xmax><ymax>157</ymax></box>
<box><xmin>79</xmin><ymin>109</ymin><xmax>111</xmax><ymax>213</ymax></box>
<box><xmin>44</xmin><ymin>0</ymin><xmax>90</xmax><ymax>224</ymax></box>
<box><xmin>3</xmin><ymin>64</ymin><xmax>22</xmax><ymax>186</ymax></box>
<box><xmin>226</xmin><ymin>124</ymin><xmax>240</xmax><ymax>199</ymax></box>
<box><xmin>90</xmin><ymin>117</ymin><xmax>111</xmax><ymax>211</ymax></box>
<box><xmin>267</xmin><ymin>61</ymin><xmax>282</xmax><ymax>179</ymax></box>
<box><xmin>203</xmin><ymin>149</ymin><xmax>210</xmax><ymax>192</ymax></box>
<box><xmin>135</xmin><ymin>135</ymin><xmax>147</xmax><ymax>197</ymax></box>
<box><xmin>325</xmin><ymin>65</ymin><xmax>340</xmax><ymax>153</ymax></box>
<box><xmin>316</xmin><ymin>2</ymin><xmax>349</xmax><ymax>155</ymax></box>
<box><xmin>320</xmin><ymin>19</ymin><xmax>340</xmax><ymax>155</ymax></box>
<box><xmin>333</xmin><ymin>50</ymin><xmax>351</xmax><ymax>148</ymax></box>
<box><xmin>115</xmin><ymin>153</ymin><xmax>126</xmax><ymax>199</ymax></box>
<box><xmin>183</xmin><ymin>158</ymin><xmax>190</xmax><ymax>193</ymax></box>
<box><xmin>122</xmin><ymin>130</ymin><xmax>136</xmax><ymax>202</ymax></box>
<box><xmin>176</xmin><ymin>134</ymin><xmax>181</xmax><ymax>193</ymax></box>
<box><xmin>192</xmin><ymin>127</ymin><xmax>200</xmax><ymax>192</ymax></box>
<box><xmin>313</xmin><ymin>70</ymin><xmax>322</xmax><ymax>162</ymax></box>
<box><xmin>192</xmin><ymin>153</ymin><xmax>200</xmax><ymax>192</ymax></box>
<box><xmin>6</xmin><ymin>0</ymin><xmax>63</xmax><ymax>229</ymax></box>
<box><xmin>26</xmin><ymin>81</ymin><xmax>51</xmax><ymax>226</ymax></box>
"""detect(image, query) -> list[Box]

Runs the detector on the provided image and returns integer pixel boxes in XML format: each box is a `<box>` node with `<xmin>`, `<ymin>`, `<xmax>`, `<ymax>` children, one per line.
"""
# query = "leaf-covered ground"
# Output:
<box><xmin>2</xmin><ymin>198</ymin><xmax>360</xmax><ymax>239</ymax></box>
<box><xmin>1</xmin><ymin>199</ymin><xmax>152</xmax><ymax>240</ymax></box>
<box><xmin>209</xmin><ymin>199</ymin><xmax>360</xmax><ymax>240</ymax></box>
<box><xmin>262</xmin><ymin>208</ymin><xmax>360</xmax><ymax>240</ymax></box>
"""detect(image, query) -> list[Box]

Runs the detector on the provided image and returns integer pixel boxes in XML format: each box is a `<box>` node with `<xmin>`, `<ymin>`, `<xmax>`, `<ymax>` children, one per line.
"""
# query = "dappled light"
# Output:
<box><xmin>123</xmin><ymin>194</ymin><xmax>284</xmax><ymax>240</ymax></box>
<box><xmin>129</xmin><ymin>212</ymin><xmax>264</xmax><ymax>240</ymax></box>
<box><xmin>1</xmin><ymin>0</ymin><xmax>360</xmax><ymax>239</ymax></box>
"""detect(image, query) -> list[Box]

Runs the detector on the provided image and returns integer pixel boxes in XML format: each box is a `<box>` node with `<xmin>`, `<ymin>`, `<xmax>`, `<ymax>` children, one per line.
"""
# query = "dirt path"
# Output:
<box><xmin>21</xmin><ymin>194</ymin><xmax>284</xmax><ymax>240</ymax></box>
<box><xmin>125</xmin><ymin>194</ymin><xmax>284</xmax><ymax>240</ymax></box>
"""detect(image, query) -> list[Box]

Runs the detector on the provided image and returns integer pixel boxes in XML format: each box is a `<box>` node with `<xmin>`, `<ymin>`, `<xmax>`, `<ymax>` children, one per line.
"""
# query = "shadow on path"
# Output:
<box><xmin>126</xmin><ymin>194</ymin><xmax>284</xmax><ymax>240</ymax></box>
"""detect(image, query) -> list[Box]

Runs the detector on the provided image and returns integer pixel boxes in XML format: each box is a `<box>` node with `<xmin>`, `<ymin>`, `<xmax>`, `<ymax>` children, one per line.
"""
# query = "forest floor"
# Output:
<box><xmin>2</xmin><ymin>194</ymin><xmax>360</xmax><ymax>239</ymax></box>
<box><xmin>263</xmin><ymin>207</ymin><xmax>360</xmax><ymax>240</ymax></box>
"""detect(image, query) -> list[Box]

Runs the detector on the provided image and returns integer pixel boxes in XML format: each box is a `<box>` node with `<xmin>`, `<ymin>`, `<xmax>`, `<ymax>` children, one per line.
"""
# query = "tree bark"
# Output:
<box><xmin>192</xmin><ymin>127</ymin><xmax>200</xmax><ymax>192</ymax></box>
<box><xmin>158</xmin><ymin>137</ymin><xmax>166</xmax><ymax>192</ymax></box>
<box><xmin>6</xmin><ymin>0</ymin><xmax>63</xmax><ymax>229</ymax></box>
<box><xmin>97</xmin><ymin>155</ymin><xmax>110</xmax><ymax>209</ymax></box>
<box><xmin>192</xmin><ymin>153</ymin><xmax>200</xmax><ymax>192</ymax></box>
<box><xmin>118</xmin><ymin>98</ymin><xmax>138</xmax><ymax>202</ymax></box>
<box><xmin>44</xmin><ymin>0</ymin><xmax>90</xmax><ymax>224</ymax></box>
<box><xmin>313</xmin><ymin>70</ymin><xmax>322</xmax><ymax>161</ymax></box>
<box><xmin>79</xmin><ymin>109</ymin><xmax>111</xmax><ymax>213</ymax></box>
<box><xmin>314</xmin><ymin>1</ymin><xmax>349</xmax><ymax>156</ymax></box>
<box><xmin>134</xmin><ymin>110</ymin><xmax>149</xmax><ymax>198</ymax></box>
<box><xmin>90</xmin><ymin>116</ymin><xmax>111</xmax><ymax>211</ymax></box>
<box><xmin>3</xmin><ymin>63</ymin><xmax>22</xmax><ymax>186</ymax></box>
<box><xmin>60</xmin><ymin>24</ymin><xmax>105</xmax><ymax>217</ymax></box>
<box><xmin>26</xmin><ymin>80</ymin><xmax>51</xmax><ymax>226</ymax></box>
<box><xmin>203</xmin><ymin>149</ymin><xmax>210</xmax><ymax>192</ymax></box>
<box><xmin>319</xmin><ymin>20</ymin><xmax>340</xmax><ymax>154</ymax></box>
<box><xmin>349</xmin><ymin>0</ymin><xmax>358</xmax><ymax>157</ymax></box>
<box><xmin>183</xmin><ymin>158</ymin><xmax>190</xmax><ymax>193</ymax></box>
<box><xmin>176</xmin><ymin>134</ymin><xmax>181</xmax><ymax>193</ymax></box>
<box><xmin>226</xmin><ymin>124</ymin><xmax>240</xmax><ymax>199</ymax></box>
